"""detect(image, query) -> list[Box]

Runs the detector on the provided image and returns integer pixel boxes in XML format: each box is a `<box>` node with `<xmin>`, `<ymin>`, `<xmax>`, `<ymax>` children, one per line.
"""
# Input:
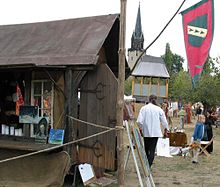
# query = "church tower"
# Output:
<box><xmin>128</xmin><ymin>3</ymin><xmax>144</xmax><ymax>70</ymax></box>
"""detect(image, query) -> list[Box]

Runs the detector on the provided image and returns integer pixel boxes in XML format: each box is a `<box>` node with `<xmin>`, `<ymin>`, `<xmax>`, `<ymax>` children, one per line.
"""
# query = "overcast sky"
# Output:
<box><xmin>0</xmin><ymin>0</ymin><xmax>219</xmax><ymax>67</ymax></box>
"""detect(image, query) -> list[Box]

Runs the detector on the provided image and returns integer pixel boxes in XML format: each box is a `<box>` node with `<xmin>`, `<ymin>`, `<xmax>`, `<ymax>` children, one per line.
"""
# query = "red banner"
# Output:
<box><xmin>181</xmin><ymin>0</ymin><xmax>214</xmax><ymax>86</ymax></box>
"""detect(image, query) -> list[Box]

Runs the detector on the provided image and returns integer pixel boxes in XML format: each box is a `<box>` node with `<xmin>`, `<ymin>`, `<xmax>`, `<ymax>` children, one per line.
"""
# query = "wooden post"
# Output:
<box><xmin>23</xmin><ymin>72</ymin><xmax>31</xmax><ymax>137</ymax></box>
<box><xmin>166</xmin><ymin>79</ymin><xmax>169</xmax><ymax>98</ymax></box>
<box><xmin>157</xmin><ymin>78</ymin><xmax>160</xmax><ymax>97</ymax></box>
<box><xmin>117</xmin><ymin>0</ymin><xmax>127</xmax><ymax>186</ymax></box>
<box><xmin>149</xmin><ymin>77</ymin><xmax>152</xmax><ymax>96</ymax></box>
<box><xmin>131</xmin><ymin>77</ymin><xmax>135</xmax><ymax>96</ymax></box>
<box><xmin>64</xmin><ymin>68</ymin><xmax>74</xmax><ymax>162</ymax></box>
<box><xmin>140</xmin><ymin>77</ymin><xmax>143</xmax><ymax>96</ymax></box>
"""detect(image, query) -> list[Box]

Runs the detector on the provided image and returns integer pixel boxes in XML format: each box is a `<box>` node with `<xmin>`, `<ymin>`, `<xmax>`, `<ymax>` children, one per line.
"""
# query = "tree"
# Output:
<box><xmin>203</xmin><ymin>56</ymin><xmax>220</xmax><ymax>75</ymax></box>
<box><xmin>160</xmin><ymin>42</ymin><xmax>220</xmax><ymax>111</ymax></box>
<box><xmin>172</xmin><ymin>54</ymin><xmax>184</xmax><ymax>74</ymax></box>
<box><xmin>191</xmin><ymin>56</ymin><xmax>220</xmax><ymax>111</ymax></box>
<box><xmin>162</xmin><ymin>43</ymin><xmax>186</xmax><ymax>102</ymax></box>
<box><xmin>163</xmin><ymin>43</ymin><xmax>173</xmax><ymax>74</ymax></box>
<box><xmin>169</xmin><ymin>70</ymin><xmax>193</xmax><ymax>102</ymax></box>
<box><xmin>193</xmin><ymin>74</ymin><xmax>219</xmax><ymax>111</ymax></box>
<box><xmin>162</xmin><ymin>43</ymin><xmax>184</xmax><ymax>77</ymax></box>
<box><xmin>124</xmin><ymin>76</ymin><xmax>132</xmax><ymax>95</ymax></box>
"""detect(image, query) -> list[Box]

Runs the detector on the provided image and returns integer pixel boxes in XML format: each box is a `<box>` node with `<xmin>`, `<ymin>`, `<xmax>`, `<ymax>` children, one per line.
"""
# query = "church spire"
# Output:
<box><xmin>134</xmin><ymin>2</ymin><xmax>143</xmax><ymax>39</ymax></box>
<box><xmin>130</xmin><ymin>2</ymin><xmax>144</xmax><ymax>51</ymax></box>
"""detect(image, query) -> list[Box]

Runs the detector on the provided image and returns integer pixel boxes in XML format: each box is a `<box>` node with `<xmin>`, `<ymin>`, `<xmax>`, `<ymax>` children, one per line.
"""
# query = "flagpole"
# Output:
<box><xmin>117</xmin><ymin>0</ymin><xmax>127</xmax><ymax>186</ymax></box>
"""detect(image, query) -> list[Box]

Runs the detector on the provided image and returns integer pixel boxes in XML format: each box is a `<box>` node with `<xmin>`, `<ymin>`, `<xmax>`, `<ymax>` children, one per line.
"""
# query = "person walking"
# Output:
<box><xmin>137</xmin><ymin>95</ymin><xmax>169</xmax><ymax>167</ymax></box>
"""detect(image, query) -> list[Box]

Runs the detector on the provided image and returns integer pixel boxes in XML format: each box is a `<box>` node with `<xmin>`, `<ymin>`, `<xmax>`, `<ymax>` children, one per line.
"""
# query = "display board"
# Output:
<box><xmin>131</xmin><ymin>123</ymin><xmax>155</xmax><ymax>187</ymax></box>
<box><xmin>125</xmin><ymin>121</ymin><xmax>144</xmax><ymax>187</ymax></box>
<box><xmin>48</xmin><ymin>129</ymin><xmax>65</xmax><ymax>145</ymax></box>
<box><xmin>78</xmin><ymin>163</ymin><xmax>96</xmax><ymax>185</ymax></box>
<box><xmin>19</xmin><ymin>106</ymin><xmax>39</xmax><ymax>124</ymax></box>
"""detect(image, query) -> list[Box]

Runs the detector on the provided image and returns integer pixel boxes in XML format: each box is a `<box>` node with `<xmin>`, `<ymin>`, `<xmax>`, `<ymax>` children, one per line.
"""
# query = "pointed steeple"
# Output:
<box><xmin>134</xmin><ymin>2</ymin><xmax>143</xmax><ymax>39</ymax></box>
<box><xmin>129</xmin><ymin>2</ymin><xmax>144</xmax><ymax>51</ymax></box>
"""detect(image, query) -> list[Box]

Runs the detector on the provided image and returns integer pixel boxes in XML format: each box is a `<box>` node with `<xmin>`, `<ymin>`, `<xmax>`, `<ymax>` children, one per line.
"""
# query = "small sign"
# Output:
<box><xmin>78</xmin><ymin>163</ymin><xmax>96</xmax><ymax>185</ymax></box>
<box><xmin>48</xmin><ymin>129</ymin><xmax>65</xmax><ymax>145</ymax></box>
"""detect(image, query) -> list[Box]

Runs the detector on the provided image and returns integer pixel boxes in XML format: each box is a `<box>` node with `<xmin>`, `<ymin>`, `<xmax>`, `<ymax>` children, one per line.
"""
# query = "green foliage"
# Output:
<box><xmin>206</xmin><ymin>56</ymin><xmax>220</xmax><ymax>75</ymax></box>
<box><xmin>193</xmin><ymin>74</ymin><xmax>219</xmax><ymax>107</ymax></box>
<box><xmin>169</xmin><ymin>70</ymin><xmax>193</xmax><ymax>102</ymax></box>
<box><xmin>162</xmin><ymin>43</ymin><xmax>184</xmax><ymax>76</ymax></box>
<box><xmin>172</xmin><ymin>54</ymin><xmax>184</xmax><ymax>74</ymax></box>
<box><xmin>168</xmin><ymin>55</ymin><xmax>220</xmax><ymax>108</ymax></box>
<box><xmin>162</xmin><ymin>43</ymin><xmax>188</xmax><ymax>102</ymax></box>
<box><xmin>163</xmin><ymin>43</ymin><xmax>173</xmax><ymax>74</ymax></box>
<box><xmin>124</xmin><ymin>76</ymin><xmax>133</xmax><ymax>95</ymax></box>
<box><xmin>161</xmin><ymin>43</ymin><xmax>220</xmax><ymax>108</ymax></box>
<box><xmin>202</xmin><ymin>56</ymin><xmax>218</xmax><ymax>75</ymax></box>
<box><xmin>190</xmin><ymin>56</ymin><xmax>220</xmax><ymax>108</ymax></box>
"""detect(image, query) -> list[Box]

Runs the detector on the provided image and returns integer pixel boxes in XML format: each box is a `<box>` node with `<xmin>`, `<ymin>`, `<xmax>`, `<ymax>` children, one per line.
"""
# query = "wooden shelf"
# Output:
<box><xmin>0</xmin><ymin>135</ymin><xmax>59</xmax><ymax>152</ymax></box>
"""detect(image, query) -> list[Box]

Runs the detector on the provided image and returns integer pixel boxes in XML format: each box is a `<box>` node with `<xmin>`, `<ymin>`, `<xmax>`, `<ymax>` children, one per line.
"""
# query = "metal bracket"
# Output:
<box><xmin>80</xmin><ymin>82</ymin><xmax>106</xmax><ymax>100</ymax></box>
<box><xmin>78</xmin><ymin>140</ymin><xmax>103</xmax><ymax>158</ymax></box>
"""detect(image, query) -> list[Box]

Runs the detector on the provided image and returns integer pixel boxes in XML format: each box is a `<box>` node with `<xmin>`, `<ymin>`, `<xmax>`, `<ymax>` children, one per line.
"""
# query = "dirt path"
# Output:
<box><xmin>122</xmin><ymin>118</ymin><xmax>220</xmax><ymax>187</ymax></box>
<box><xmin>152</xmin><ymin>122</ymin><xmax>220</xmax><ymax>187</ymax></box>
<box><xmin>84</xmin><ymin>103</ymin><xmax>220</xmax><ymax>187</ymax></box>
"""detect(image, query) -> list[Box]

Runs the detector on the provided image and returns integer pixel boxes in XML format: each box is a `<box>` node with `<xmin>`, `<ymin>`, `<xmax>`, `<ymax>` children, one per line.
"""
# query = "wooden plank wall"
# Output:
<box><xmin>78</xmin><ymin>63</ymin><xmax>117</xmax><ymax>170</ymax></box>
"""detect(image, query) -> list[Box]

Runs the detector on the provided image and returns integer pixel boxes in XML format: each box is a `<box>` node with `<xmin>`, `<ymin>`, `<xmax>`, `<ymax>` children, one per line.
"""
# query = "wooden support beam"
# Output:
<box><xmin>149</xmin><ymin>77</ymin><xmax>152</xmax><ymax>96</ymax></box>
<box><xmin>64</xmin><ymin>68</ymin><xmax>74</xmax><ymax>162</ymax></box>
<box><xmin>131</xmin><ymin>77</ymin><xmax>135</xmax><ymax>96</ymax></box>
<box><xmin>23</xmin><ymin>72</ymin><xmax>32</xmax><ymax>137</ymax></box>
<box><xmin>117</xmin><ymin>0</ymin><xmax>127</xmax><ymax>186</ymax></box>
<box><xmin>157</xmin><ymin>78</ymin><xmax>160</xmax><ymax>97</ymax></box>
<box><xmin>140</xmin><ymin>77</ymin><xmax>143</xmax><ymax>96</ymax></box>
<box><xmin>166</xmin><ymin>79</ymin><xmax>169</xmax><ymax>97</ymax></box>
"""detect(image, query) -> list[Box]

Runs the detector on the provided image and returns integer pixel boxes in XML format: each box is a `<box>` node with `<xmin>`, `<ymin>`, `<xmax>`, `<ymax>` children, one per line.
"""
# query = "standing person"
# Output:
<box><xmin>210</xmin><ymin>106</ymin><xmax>218</xmax><ymax>128</ymax></box>
<box><xmin>178</xmin><ymin>107</ymin><xmax>186</xmax><ymax>129</ymax></box>
<box><xmin>196</xmin><ymin>105</ymin><xmax>202</xmax><ymax>120</ymax></box>
<box><xmin>137</xmin><ymin>95</ymin><xmax>169</xmax><ymax>167</ymax></box>
<box><xmin>161</xmin><ymin>102</ymin><xmax>168</xmax><ymax>119</ymax></box>
<box><xmin>186</xmin><ymin>103</ymin><xmax>192</xmax><ymax>123</ymax></box>
<box><xmin>168</xmin><ymin>106</ymin><xmax>173</xmax><ymax>128</ymax></box>
<box><xmin>203</xmin><ymin>110</ymin><xmax>214</xmax><ymax>153</ymax></box>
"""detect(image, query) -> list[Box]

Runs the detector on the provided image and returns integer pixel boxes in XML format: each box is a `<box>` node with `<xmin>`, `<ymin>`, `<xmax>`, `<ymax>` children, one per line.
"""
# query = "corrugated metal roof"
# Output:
<box><xmin>132</xmin><ymin>55</ymin><xmax>170</xmax><ymax>78</ymax></box>
<box><xmin>0</xmin><ymin>14</ymin><xmax>119</xmax><ymax>67</ymax></box>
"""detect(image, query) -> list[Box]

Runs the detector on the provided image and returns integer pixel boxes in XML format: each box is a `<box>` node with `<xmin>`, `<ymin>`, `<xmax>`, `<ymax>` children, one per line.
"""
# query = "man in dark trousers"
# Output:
<box><xmin>137</xmin><ymin>95</ymin><xmax>169</xmax><ymax>167</ymax></box>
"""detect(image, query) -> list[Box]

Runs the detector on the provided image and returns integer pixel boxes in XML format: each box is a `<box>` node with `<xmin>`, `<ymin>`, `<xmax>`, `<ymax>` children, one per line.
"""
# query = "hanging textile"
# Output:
<box><xmin>181</xmin><ymin>0</ymin><xmax>214</xmax><ymax>86</ymax></box>
<box><xmin>16</xmin><ymin>83</ymin><xmax>24</xmax><ymax>115</ymax></box>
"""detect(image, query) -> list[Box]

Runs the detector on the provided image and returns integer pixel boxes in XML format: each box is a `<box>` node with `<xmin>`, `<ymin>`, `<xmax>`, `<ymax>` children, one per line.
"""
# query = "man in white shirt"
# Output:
<box><xmin>137</xmin><ymin>95</ymin><xmax>169</xmax><ymax>167</ymax></box>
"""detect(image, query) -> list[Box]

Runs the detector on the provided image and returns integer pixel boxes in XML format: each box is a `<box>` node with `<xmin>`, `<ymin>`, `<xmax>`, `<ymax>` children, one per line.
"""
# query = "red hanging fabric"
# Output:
<box><xmin>15</xmin><ymin>83</ymin><xmax>24</xmax><ymax>115</ymax></box>
<box><xmin>181</xmin><ymin>0</ymin><xmax>214</xmax><ymax>86</ymax></box>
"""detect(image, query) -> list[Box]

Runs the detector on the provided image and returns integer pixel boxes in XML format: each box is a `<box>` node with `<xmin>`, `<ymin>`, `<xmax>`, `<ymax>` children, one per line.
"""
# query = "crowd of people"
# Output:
<box><xmin>132</xmin><ymin>95</ymin><xmax>219</xmax><ymax>167</ymax></box>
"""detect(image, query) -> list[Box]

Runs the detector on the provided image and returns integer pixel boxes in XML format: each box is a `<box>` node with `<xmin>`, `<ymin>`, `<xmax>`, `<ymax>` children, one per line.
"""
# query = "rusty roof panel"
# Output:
<box><xmin>0</xmin><ymin>14</ymin><xmax>119</xmax><ymax>66</ymax></box>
